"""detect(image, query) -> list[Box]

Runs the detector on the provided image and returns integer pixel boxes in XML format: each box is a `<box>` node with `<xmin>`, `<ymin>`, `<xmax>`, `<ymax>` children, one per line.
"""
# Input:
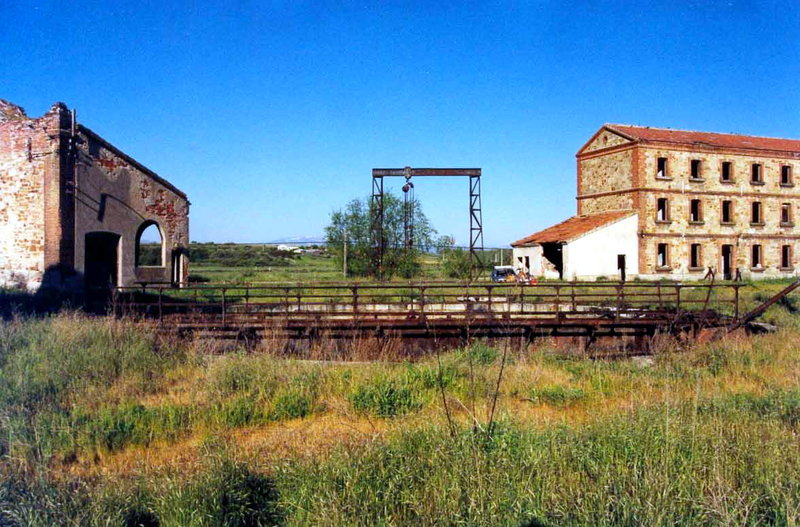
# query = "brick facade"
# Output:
<box><xmin>0</xmin><ymin>99</ymin><xmax>189</xmax><ymax>291</ymax></box>
<box><xmin>576</xmin><ymin>124</ymin><xmax>800</xmax><ymax>280</ymax></box>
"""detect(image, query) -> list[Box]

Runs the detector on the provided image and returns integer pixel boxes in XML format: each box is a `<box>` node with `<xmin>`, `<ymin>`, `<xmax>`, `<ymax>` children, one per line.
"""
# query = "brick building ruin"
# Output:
<box><xmin>513</xmin><ymin>124</ymin><xmax>800</xmax><ymax>281</ymax></box>
<box><xmin>0</xmin><ymin>99</ymin><xmax>189</xmax><ymax>293</ymax></box>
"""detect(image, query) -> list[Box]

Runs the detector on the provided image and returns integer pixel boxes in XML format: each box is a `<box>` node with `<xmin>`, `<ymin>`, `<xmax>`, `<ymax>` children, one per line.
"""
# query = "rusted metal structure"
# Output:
<box><xmin>371</xmin><ymin>168</ymin><xmax>483</xmax><ymax>279</ymax></box>
<box><xmin>113</xmin><ymin>280</ymin><xmax>750</xmax><ymax>346</ymax></box>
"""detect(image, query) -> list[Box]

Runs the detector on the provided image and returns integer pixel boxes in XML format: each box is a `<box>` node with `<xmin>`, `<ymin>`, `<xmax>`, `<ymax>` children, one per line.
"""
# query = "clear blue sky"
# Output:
<box><xmin>3</xmin><ymin>1</ymin><xmax>800</xmax><ymax>246</ymax></box>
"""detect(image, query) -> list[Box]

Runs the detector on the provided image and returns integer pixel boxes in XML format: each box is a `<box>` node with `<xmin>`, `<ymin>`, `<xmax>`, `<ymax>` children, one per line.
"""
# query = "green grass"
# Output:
<box><xmin>1</xmin><ymin>300</ymin><xmax>799</xmax><ymax>525</ymax></box>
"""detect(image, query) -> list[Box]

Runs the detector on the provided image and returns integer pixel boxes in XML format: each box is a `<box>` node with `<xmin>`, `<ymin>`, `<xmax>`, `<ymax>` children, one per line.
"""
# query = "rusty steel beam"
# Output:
<box><xmin>372</xmin><ymin>168</ymin><xmax>481</xmax><ymax>177</ymax></box>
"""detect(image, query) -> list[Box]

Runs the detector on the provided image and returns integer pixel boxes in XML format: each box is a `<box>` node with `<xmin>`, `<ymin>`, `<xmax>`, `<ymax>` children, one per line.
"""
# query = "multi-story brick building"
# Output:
<box><xmin>512</xmin><ymin>124</ymin><xmax>800</xmax><ymax>281</ymax></box>
<box><xmin>0</xmin><ymin>99</ymin><xmax>189</xmax><ymax>292</ymax></box>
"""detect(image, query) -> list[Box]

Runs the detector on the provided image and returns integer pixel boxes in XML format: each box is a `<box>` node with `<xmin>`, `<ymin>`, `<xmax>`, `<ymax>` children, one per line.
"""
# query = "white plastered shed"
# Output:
<box><xmin>511</xmin><ymin>211</ymin><xmax>639</xmax><ymax>280</ymax></box>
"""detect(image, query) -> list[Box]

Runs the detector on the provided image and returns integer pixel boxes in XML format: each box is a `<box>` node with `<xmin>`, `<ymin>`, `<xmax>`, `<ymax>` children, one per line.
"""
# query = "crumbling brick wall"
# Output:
<box><xmin>73</xmin><ymin>125</ymin><xmax>190</xmax><ymax>286</ymax></box>
<box><xmin>0</xmin><ymin>99</ymin><xmax>189</xmax><ymax>291</ymax></box>
<box><xmin>0</xmin><ymin>101</ymin><xmax>64</xmax><ymax>290</ymax></box>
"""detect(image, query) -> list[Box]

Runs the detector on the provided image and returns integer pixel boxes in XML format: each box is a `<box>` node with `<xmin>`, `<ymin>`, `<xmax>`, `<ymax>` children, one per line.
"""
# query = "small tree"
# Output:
<box><xmin>436</xmin><ymin>236</ymin><xmax>472</xmax><ymax>280</ymax></box>
<box><xmin>325</xmin><ymin>193</ymin><xmax>438</xmax><ymax>278</ymax></box>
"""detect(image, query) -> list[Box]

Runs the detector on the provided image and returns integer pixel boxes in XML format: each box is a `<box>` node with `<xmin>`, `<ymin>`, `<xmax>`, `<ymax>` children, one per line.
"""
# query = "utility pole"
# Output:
<box><xmin>343</xmin><ymin>227</ymin><xmax>348</xmax><ymax>278</ymax></box>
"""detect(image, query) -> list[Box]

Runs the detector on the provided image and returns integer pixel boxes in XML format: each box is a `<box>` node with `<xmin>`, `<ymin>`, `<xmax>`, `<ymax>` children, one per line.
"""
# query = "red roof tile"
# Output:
<box><xmin>511</xmin><ymin>210</ymin><xmax>635</xmax><ymax>247</ymax></box>
<box><xmin>605</xmin><ymin>124</ymin><xmax>800</xmax><ymax>154</ymax></box>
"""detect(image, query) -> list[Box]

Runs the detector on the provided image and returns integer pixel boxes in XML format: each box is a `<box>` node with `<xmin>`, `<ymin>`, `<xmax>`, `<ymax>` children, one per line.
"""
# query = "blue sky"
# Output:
<box><xmin>3</xmin><ymin>1</ymin><xmax>800</xmax><ymax>246</ymax></box>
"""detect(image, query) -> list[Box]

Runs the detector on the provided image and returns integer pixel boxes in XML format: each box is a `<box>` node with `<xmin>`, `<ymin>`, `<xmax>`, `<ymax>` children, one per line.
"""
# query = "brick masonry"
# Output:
<box><xmin>0</xmin><ymin>99</ymin><xmax>189</xmax><ymax>290</ymax></box>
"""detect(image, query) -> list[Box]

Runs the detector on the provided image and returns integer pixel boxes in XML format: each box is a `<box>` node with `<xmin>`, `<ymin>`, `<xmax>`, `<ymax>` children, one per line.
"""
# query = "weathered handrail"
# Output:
<box><xmin>113</xmin><ymin>280</ymin><xmax>743</xmax><ymax>326</ymax></box>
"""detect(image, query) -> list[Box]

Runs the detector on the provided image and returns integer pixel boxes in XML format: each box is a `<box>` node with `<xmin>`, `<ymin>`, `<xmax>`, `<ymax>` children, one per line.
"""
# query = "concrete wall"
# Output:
<box><xmin>563</xmin><ymin>213</ymin><xmax>639</xmax><ymax>280</ymax></box>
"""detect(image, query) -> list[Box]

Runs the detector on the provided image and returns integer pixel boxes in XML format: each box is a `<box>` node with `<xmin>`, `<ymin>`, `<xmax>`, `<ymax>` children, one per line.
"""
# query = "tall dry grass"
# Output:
<box><xmin>0</xmin><ymin>300</ymin><xmax>798</xmax><ymax>525</ymax></box>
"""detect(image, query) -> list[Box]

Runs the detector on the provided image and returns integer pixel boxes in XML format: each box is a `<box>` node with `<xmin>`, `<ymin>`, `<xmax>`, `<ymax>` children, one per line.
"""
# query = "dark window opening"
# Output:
<box><xmin>721</xmin><ymin>200</ymin><xmax>733</xmax><ymax>224</ymax></box>
<box><xmin>751</xmin><ymin>201</ymin><xmax>763</xmax><ymax>224</ymax></box>
<box><xmin>751</xmin><ymin>163</ymin><xmax>763</xmax><ymax>184</ymax></box>
<box><xmin>136</xmin><ymin>221</ymin><xmax>164</xmax><ymax>267</ymax></box>
<box><xmin>657</xmin><ymin>157</ymin><xmax>668</xmax><ymax>179</ymax></box>
<box><xmin>656</xmin><ymin>198</ymin><xmax>669</xmax><ymax>222</ymax></box>
<box><xmin>690</xmin><ymin>159</ymin><xmax>702</xmax><ymax>180</ymax></box>
<box><xmin>690</xmin><ymin>244</ymin><xmax>702</xmax><ymax>269</ymax></box>
<box><xmin>657</xmin><ymin>243</ymin><xmax>669</xmax><ymax>268</ymax></box>
<box><xmin>721</xmin><ymin>161</ymin><xmax>733</xmax><ymax>182</ymax></box>
<box><xmin>781</xmin><ymin>245</ymin><xmax>792</xmax><ymax>269</ymax></box>
<box><xmin>781</xmin><ymin>165</ymin><xmax>793</xmax><ymax>186</ymax></box>
<box><xmin>690</xmin><ymin>199</ymin><xmax>703</xmax><ymax>222</ymax></box>
<box><xmin>751</xmin><ymin>244</ymin><xmax>763</xmax><ymax>269</ymax></box>
<box><xmin>781</xmin><ymin>203</ymin><xmax>793</xmax><ymax>225</ymax></box>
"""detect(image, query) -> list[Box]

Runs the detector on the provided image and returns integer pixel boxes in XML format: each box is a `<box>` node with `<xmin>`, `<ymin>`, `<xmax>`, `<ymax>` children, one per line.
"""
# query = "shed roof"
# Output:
<box><xmin>511</xmin><ymin>210</ymin><xmax>635</xmax><ymax>247</ymax></box>
<box><xmin>602</xmin><ymin>124</ymin><xmax>800</xmax><ymax>154</ymax></box>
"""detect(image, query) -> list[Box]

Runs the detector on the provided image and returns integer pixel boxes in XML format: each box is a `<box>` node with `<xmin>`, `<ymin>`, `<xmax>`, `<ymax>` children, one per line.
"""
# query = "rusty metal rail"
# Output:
<box><xmin>112</xmin><ymin>280</ymin><xmax>744</xmax><ymax>341</ymax></box>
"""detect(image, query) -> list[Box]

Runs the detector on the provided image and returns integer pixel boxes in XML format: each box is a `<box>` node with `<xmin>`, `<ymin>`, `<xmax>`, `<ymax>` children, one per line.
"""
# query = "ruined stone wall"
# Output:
<box><xmin>74</xmin><ymin>126</ymin><xmax>190</xmax><ymax>287</ymax></box>
<box><xmin>0</xmin><ymin>102</ymin><xmax>61</xmax><ymax>289</ymax></box>
<box><xmin>637</xmin><ymin>146</ymin><xmax>800</xmax><ymax>279</ymax></box>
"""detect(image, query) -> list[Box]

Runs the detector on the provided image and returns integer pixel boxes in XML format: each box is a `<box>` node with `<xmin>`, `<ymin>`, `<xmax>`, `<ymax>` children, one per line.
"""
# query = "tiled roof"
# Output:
<box><xmin>606</xmin><ymin>124</ymin><xmax>800</xmax><ymax>154</ymax></box>
<box><xmin>511</xmin><ymin>210</ymin><xmax>635</xmax><ymax>247</ymax></box>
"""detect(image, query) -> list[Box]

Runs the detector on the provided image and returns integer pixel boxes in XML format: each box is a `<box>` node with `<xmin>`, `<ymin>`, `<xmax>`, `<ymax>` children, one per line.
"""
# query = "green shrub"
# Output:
<box><xmin>155</xmin><ymin>442</ymin><xmax>283</xmax><ymax>526</ymax></box>
<box><xmin>215</xmin><ymin>395</ymin><xmax>263</xmax><ymax>428</ymax></box>
<box><xmin>405</xmin><ymin>363</ymin><xmax>459</xmax><ymax>390</ymax></box>
<box><xmin>350</xmin><ymin>379</ymin><xmax>420</xmax><ymax>417</ymax></box>
<box><xmin>269</xmin><ymin>390</ymin><xmax>312</xmax><ymax>421</ymax></box>
<box><xmin>208</xmin><ymin>356</ymin><xmax>262</xmax><ymax>396</ymax></box>
<box><xmin>459</xmin><ymin>343</ymin><xmax>498</xmax><ymax>365</ymax></box>
<box><xmin>529</xmin><ymin>385</ymin><xmax>587</xmax><ymax>407</ymax></box>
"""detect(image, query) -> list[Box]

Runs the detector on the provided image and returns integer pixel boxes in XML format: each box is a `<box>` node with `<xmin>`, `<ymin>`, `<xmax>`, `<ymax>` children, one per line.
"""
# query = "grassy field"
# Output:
<box><xmin>187</xmin><ymin>247</ymin><xmax>510</xmax><ymax>284</ymax></box>
<box><xmin>0</xmin><ymin>280</ymin><xmax>799</xmax><ymax>525</ymax></box>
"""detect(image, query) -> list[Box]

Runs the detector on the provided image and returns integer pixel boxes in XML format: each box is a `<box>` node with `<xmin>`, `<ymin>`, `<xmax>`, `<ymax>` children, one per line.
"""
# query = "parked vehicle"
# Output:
<box><xmin>491</xmin><ymin>265</ymin><xmax>517</xmax><ymax>282</ymax></box>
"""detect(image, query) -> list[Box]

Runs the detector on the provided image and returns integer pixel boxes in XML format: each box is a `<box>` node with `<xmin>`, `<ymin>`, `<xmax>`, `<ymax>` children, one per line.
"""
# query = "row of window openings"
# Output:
<box><xmin>656</xmin><ymin>199</ymin><xmax>794</xmax><ymax>226</ymax></box>
<box><xmin>656</xmin><ymin>158</ymin><xmax>794</xmax><ymax>186</ymax></box>
<box><xmin>657</xmin><ymin>244</ymin><xmax>794</xmax><ymax>270</ymax></box>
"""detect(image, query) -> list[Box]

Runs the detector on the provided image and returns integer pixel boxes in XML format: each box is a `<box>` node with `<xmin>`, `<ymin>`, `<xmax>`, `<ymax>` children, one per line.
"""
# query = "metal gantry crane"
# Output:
<box><xmin>370</xmin><ymin>167</ymin><xmax>484</xmax><ymax>280</ymax></box>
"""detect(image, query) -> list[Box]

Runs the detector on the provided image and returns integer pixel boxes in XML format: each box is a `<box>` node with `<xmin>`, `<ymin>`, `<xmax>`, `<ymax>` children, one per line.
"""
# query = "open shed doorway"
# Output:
<box><xmin>541</xmin><ymin>242</ymin><xmax>564</xmax><ymax>279</ymax></box>
<box><xmin>85</xmin><ymin>232</ymin><xmax>120</xmax><ymax>307</ymax></box>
